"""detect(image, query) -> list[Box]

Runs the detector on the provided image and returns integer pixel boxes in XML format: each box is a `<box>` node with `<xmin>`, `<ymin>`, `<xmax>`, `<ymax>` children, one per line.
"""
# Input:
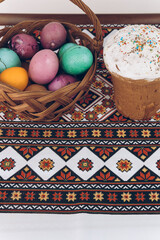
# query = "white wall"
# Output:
<box><xmin>0</xmin><ymin>0</ymin><xmax>160</xmax><ymax>14</ymax></box>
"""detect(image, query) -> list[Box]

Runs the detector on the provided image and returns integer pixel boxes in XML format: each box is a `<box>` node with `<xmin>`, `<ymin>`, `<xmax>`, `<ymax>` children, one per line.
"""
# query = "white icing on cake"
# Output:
<box><xmin>103</xmin><ymin>25</ymin><xmax>160</xmax><ymax>81</ymax></box>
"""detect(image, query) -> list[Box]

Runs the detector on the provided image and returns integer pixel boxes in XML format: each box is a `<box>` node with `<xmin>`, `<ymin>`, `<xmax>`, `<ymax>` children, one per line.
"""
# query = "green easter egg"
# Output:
<box><xmin>58</xmin><ymin>43</ymin><xmax>77</xmax><ymax>59</ymax></box>
<box><xmin>0</xmin><ymin>48</ymin><xmax>21</xmax><ymax>73</ymax></box>
<box><xmin>60</xmin><ymin>45</ymin><xmax>93</xmax><ymax>75</ymax></box>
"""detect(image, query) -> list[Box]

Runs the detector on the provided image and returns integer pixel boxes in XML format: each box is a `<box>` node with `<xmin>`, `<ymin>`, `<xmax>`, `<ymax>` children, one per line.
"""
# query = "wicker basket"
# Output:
<box><xmin>0</xmin><ymin>0</ymin><xmax>103</xmax><ymax>121</ymax></box>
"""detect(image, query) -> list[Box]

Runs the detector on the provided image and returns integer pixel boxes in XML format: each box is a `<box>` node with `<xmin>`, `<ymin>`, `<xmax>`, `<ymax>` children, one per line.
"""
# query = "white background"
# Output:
<box><xmin>0</xmin><ymin>214</ymin><xmax>160</xmax><ymax>240</ymax></box>
<box><xmin>0</xmin><ymin>0</ymin><xmax>160</xmax><ymax>239</ymax></box>
<box><xmin>0</xmin><ymin>0</ymin><xmax>160</xmax><ymax>14</ymax></box>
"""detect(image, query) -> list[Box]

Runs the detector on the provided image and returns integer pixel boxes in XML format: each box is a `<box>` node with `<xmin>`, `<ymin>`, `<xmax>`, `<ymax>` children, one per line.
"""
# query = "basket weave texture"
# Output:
<box><xmin>0</xmin><ymin>0</ymin><xmax>103</xmax><ymax>121</ymax></box>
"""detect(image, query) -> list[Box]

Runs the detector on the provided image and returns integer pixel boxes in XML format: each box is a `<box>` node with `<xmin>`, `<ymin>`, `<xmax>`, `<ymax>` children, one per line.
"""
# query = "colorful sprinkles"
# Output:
<box><xmin>104</xmin><ymin>24</ymin><xmax>160</xmax><ymax>79</ymax></box>
<box><xmin>118</xmin><ymin>25</ymin><xmax>160</xmax><ymax>58</ymax></box>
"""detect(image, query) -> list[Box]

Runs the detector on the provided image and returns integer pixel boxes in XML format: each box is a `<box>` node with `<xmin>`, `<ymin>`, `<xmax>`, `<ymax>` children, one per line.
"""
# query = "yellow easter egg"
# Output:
<box><xmin>0</xmin><ymin>67</ymin><xmax>29</xmax><ymax>90</ymax></box>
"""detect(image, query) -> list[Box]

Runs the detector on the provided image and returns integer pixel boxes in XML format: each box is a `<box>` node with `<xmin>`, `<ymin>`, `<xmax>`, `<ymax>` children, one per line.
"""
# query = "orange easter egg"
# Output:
<box><xmin>0</xmin><ymin>67</ymin><xmax>29</xmax><ymax>90</ymax></box>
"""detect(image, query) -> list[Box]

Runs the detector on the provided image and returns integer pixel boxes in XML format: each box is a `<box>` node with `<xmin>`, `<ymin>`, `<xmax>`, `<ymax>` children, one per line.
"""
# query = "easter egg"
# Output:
<box><xmin>10</xmin><ymin>33</ymin><xmax>39</xmax><ymax>60</ymax></box>
<box><xmin>58</xmin><ymin>43</ymin><xmax>77</xmax><ymax>59</ymax></box>
<box><xmin>29</xmin><ymin>49</ymin><xmax>59</xmax><ymax>84</ymax></box>
<box><xmin>48</xmin><ymin>73</ymin><xmax>77</xmax><ymax>91</ymax></box>
<box><xmin>0</xmin><ymin>67</ymin><xmax>29</xmax><ymax>90</ymax></box>
<box><xmin>25</xmin><ymin>84</ymin><xmax>47</xmax><ymax>91</ymax></box>
<box><xmin>40</xmin><ymin>22</ymin><xmax>67</xmax><ymax>50</ymax></box>
<box><xmin>59</xmin><ymin>45</ymin><xmax>93</xmax><ymax>75</ymax></box>
<box><xmin>0</xmin><ymin>48</ymin><xmax>21</xmax><ymax>73</ymax></box>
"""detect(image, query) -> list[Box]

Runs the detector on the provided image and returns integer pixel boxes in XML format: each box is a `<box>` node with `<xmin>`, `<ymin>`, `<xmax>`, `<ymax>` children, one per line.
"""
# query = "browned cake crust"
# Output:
<box><xmin>111</xmin><ymin>72</ymin><xmax>160</xmax><ymax>120</ymax></box>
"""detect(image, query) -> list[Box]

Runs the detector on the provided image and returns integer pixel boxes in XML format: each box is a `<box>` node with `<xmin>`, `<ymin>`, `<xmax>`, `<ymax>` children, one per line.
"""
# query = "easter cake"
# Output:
<box><xmin>103</xmin><ymin>24</ymin><xmax>160</xmax><ymax>120</ymax></box>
